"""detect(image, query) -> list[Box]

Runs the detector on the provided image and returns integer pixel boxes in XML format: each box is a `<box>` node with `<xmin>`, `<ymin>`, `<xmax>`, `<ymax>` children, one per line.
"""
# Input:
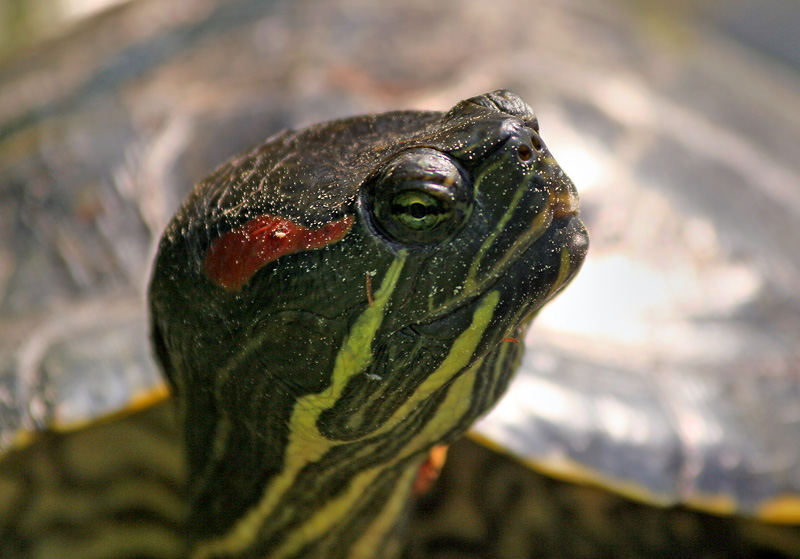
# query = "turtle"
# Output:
<box><xmin>0</xmin><ymin>89</ymin><xmax>588</xmax><ymax>558</ymax></box>
<box><xmin>2</xmin><ymin>0</ymin><xmax>800</xmax><ymax>557</ymax></box>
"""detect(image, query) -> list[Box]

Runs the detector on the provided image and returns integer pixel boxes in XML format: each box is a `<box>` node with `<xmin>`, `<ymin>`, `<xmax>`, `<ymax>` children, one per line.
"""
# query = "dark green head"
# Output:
<box><xmin>148</xmin><ymin>90</ymin><xmax>587</xmax><ymax>557</ymax></box>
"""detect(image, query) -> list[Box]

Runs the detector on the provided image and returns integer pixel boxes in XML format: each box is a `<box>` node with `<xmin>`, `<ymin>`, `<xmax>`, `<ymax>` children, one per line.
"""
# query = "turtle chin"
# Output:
<box><xmin>512</xmin><ymin>213</ymin><xmax>588</xmax><ymax>329</ymax></box>
<box><xmin>548</xmin><ymin>213</ymin><xmax>589</xmax><ymax>296</ymax></box>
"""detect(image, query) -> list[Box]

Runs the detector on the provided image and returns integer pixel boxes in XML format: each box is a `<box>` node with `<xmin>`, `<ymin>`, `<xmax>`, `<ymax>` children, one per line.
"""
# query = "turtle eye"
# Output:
<box><xmin>366</xmin><ymin>148</ymin><xmax>471</xmax><ymax>246</ymax></box>
<box><xmin>391</xmin><ymin>190</ymin><xmax>451</xmax><ymax>231</ymax></box>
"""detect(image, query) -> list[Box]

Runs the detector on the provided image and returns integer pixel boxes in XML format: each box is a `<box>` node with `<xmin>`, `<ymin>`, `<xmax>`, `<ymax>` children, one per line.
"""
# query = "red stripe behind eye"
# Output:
<box><xmin>203</xmin><ymin>214</ymin><xmax>354</xmax><ymax>290</ymax></box>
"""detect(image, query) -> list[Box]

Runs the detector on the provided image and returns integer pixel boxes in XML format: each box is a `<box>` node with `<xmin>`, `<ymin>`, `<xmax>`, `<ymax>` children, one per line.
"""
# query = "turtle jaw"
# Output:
<box><xmin>470</xmin><ymin>172</ymin><xmax>585</xmax><ymax>302</ymax></box>
<box><xmin>503</xmin><ymin>158</ymin><xmax>587</xmax><ymax>306</ymax></box>
<box><xmin>411</xmin><ymin>207</ymin><xmax>587</xmax><ymax>350</ymax></box>
<box><xmin>512</xmin><ymin>211</ymin><xmax>588</xmax><ymax>334</ymax></box>
<box><xmin>543</xmin><ymin>212</ymin><xmax>588</xmax><ymax>298</ymax></box>
<box><xmin>551</xmin><ymin>188</ymin><xmax>580</xmax><ymax>220</ymax></box>
<box><xmin>407</xmin><ymin>156</ymin><xmax>588</xmax><ymax>344</ymax></box>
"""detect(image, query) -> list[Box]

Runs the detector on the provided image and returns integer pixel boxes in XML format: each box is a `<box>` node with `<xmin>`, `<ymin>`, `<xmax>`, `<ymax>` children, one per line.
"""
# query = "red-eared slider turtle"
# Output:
<box><xmin>2</xmin><ymin>0</ymin><xmax>800</xmax><ymax>558</ymax></box>
<box><xmin>1</xmin><ymin>89</ymin><xmax>588</xmax><ymax>558</ymax></box>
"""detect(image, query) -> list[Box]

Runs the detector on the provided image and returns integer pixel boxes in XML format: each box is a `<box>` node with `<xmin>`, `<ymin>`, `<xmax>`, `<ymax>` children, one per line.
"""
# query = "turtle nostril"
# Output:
<box><xmin>530</xmin><ymin>132</ymin><xmax>543</xmax><ymax>151</ymax></box>
<box><xmin>517</xmin><ymin>144</ymin><xmax>534</xmax><ymax>162</ymax></box>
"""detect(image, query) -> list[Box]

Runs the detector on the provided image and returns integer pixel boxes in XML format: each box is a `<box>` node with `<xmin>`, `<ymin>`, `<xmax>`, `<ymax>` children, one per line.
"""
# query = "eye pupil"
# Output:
<box><xmin>408</xmin><ymin>202</ymin><xmax>429</xmax><ymax>219</ymax></box>
<box><xmin>390</xmin><ymin>194</ymin><xmax>447</xmax><ymax>231</ymax></box>
<box><xmin>390</xmin><ymin>200</ymin><xmax>435</xmax><ymax>220</ymax></box>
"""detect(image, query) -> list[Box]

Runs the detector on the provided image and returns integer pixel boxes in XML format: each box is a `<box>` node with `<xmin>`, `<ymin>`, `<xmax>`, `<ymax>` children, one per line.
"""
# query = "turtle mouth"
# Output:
<box><xmin>531</xmin><ymin>211</ymin><xmax>587</xmax><ymax>297</ymax></box>
<box><xmin>491</xmin><ymin>209</ymin><xmax>587</xmax><ymax>338</ymax></box>
<box><xmin>482</xmin><ymin>185</ymin><xmax>587</xmax><ymax>308</ymax></box>
<box><xmin>414</xmin><ymin>196</ymin><xmax>587</xmax><ymax>340</ymax></box>
<box><xmin>480</xmin><ymin>186</ymin><xmax>583</xmax><ymax>291</ymax></box>
<box><xmin>551</xmin><ymin>189</ymin><xmax>580</xmax><ymax>219</ymax></box>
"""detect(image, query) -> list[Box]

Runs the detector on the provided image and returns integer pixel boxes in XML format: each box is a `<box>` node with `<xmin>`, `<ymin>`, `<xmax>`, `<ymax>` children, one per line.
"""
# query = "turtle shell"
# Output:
<box><xmin>1</xmin><ymin>0</ymin><xmax>799</xmax><ymax>558</ymax></box>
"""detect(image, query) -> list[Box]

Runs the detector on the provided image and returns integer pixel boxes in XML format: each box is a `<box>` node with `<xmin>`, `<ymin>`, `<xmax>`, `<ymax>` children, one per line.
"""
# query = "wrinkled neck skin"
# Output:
<box><xmin>184</xmin><ymin>336</ymin><xmax>522</xmax><ymax>559</ymax></box>
<box><xmin>165</xmin><ymin>244</ymin><xmax>527</xmax><ymax>559</ymax></box>
<box><xmin>188</xmin><ymin>426</ymin><xmax>423</xmax><ymax>559</ymax></box>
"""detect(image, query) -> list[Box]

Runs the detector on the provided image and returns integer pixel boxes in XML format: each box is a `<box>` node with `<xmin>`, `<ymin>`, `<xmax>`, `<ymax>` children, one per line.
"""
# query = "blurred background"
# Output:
<box><xmin>1</xmin><ymin>0</ymin><xmax>799</xmax><ymax>557</ymax></box>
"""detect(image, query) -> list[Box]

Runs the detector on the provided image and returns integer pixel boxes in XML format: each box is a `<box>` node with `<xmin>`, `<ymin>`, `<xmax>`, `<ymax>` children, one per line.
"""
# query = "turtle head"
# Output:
<box><xmin>360</xmin><ymin>89</ymin><xmax>587</xmax><ymax>342</ymax></box>
<box><xmin>148</xmin><ymin>90</ymin><xmax>587</xmax><ymax>553</ymax></box>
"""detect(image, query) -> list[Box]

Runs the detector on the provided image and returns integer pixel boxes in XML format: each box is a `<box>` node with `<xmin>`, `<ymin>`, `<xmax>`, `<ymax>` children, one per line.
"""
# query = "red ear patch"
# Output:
<box><xmin>203</xmin><ymin>214</ymin><xmax>354</xmax><ymax>290</ymax></box>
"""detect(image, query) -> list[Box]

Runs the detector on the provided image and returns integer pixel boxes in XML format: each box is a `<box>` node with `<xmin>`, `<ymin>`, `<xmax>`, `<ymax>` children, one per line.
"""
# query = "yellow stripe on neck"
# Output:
<box><xmin>381</xmin><ymin>290</ymin><xmax>499</xmax><ymax>431</ymax></box>
<box><xmin>269</xmin><ymin>291</ymin><xmax>498</xmax><ymax>559</ymax></box>
<box><xmin>191</xmin><ymin>255</ymin><xmax>407</xmax><ymax>559</ymax></box>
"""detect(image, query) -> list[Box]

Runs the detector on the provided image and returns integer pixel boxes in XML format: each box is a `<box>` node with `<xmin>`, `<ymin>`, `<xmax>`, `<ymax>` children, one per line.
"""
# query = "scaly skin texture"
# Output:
<box><xmin>148</xmin><ymin>90</ymin><xmax>587</xmax><ymax>559</ymax></box>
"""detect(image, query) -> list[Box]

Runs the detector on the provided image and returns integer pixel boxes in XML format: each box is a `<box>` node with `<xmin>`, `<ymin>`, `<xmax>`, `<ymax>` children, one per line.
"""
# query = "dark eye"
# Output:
<box><xmin>365</xmin><ymin>148</ymin><xmax>471</xmax><ymax>246</ymax></box>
